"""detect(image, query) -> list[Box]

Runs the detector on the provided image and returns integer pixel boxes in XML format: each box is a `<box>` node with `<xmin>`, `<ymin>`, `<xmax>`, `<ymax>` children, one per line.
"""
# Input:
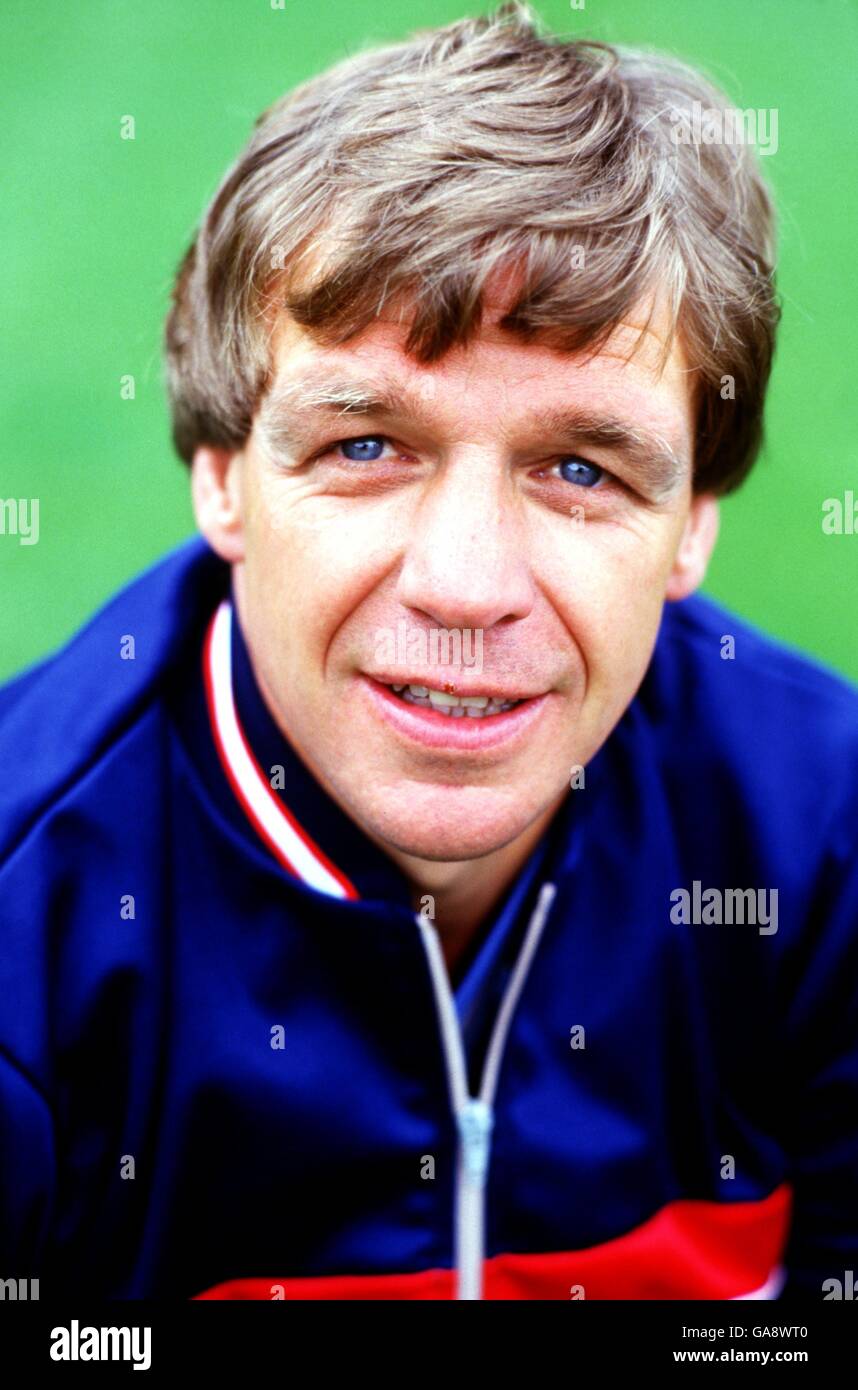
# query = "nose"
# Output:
<box><xmin>396</xmin><ymin>449</ymin><xmax>535</xmax><ymax>632</ymax></box>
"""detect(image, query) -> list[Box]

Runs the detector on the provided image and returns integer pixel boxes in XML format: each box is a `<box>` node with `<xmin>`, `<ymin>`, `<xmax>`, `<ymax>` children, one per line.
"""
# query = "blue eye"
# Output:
<box><xmin>559</xmin><ymin>457</ymin><xmax>604</xmax><ymax>488</ymax></box>
<box><xmin>338</xmin><ymin>436</ymin><xmax>386</xmax><ymax>462</ymax></box>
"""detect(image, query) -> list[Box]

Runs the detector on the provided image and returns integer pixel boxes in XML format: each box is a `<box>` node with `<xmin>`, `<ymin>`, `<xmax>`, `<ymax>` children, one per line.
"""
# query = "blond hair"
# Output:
<box><xmin>165</xmin><ymin>1</ymin><xmax>779</xmax><ymax>494</ymax></box>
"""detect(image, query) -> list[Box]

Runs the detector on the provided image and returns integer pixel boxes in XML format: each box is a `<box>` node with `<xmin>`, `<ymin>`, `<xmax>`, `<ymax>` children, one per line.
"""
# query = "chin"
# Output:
<box><xmin>354</xmin><ymin>782</ymin><xmax>549</xmax><ymax>863</ymax></box>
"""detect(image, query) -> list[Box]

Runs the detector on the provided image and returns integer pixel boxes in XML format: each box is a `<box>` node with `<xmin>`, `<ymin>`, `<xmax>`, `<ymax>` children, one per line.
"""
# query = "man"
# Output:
<box><xmin>1</xmin><ymin>2</ymin><xmax>856</xmax><ymax>1300</ymax></box>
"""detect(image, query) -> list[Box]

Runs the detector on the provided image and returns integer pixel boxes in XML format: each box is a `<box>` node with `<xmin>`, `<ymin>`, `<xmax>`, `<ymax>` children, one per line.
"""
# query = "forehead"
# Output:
<box><xmin>265</xmin><ymin>277</ymin><xmax>694</xmax><ymax>453</ymax></box>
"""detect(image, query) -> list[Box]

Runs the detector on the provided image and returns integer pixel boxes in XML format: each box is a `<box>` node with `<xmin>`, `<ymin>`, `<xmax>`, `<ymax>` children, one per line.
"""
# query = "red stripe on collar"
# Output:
<box><xmin>202</xmin><ymin>600</ymin><xmax>359</xmax><ymax>901</ymax></box>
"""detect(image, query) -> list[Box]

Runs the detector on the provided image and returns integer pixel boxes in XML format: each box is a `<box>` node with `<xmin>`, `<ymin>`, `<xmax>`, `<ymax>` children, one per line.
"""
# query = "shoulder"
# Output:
<box><xmin>630</xmin><ymin>591</ymin><xmax>858</xmax><ymax>882</ymax></box>
<box><xmin>645</xmin><ymin>589</ymin><xmax>858</xmax><ymax>767</ymax></box>
<box><xmin>0</xmin><ymin>537</ymin><xmax>229</xmax><ymax>865</ymax></box>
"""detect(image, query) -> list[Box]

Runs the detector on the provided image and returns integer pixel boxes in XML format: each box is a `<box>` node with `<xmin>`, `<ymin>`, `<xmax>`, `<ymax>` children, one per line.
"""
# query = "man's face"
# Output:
<box><xmin>195</xmin><ymin>280</ymin><xmax>717</xmax><ymax>863</ymax></box>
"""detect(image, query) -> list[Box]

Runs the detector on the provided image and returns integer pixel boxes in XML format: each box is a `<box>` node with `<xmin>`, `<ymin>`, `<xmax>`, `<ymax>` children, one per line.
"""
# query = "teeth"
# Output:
<box><xmin>390</xmin><ymin>680</ymin><xmax>519</xmax><ymax>717</ymax></box>
<box><xmin>427</xmin><ymin>690</ymin><xmax>459</xmax><ymax>707</ymax></box>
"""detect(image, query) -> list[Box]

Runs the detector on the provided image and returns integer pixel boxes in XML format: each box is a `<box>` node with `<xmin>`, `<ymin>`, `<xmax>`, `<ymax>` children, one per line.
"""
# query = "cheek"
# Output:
<box><xmin>243</xmin><ymin>478</ymin><xmax>404</xmax><ymax>672</ymax></box>
<box><xmin>535</xmin><ymin>512</ymin><xmax>684</xmax><ymax>690</ymax></box>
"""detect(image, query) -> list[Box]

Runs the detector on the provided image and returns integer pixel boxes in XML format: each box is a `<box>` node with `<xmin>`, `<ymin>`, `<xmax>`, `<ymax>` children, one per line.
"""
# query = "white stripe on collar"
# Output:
<box><xmin>203</xmin><ymin>599</ymin><xmax>357</xmax><ymax>901</ymax></box>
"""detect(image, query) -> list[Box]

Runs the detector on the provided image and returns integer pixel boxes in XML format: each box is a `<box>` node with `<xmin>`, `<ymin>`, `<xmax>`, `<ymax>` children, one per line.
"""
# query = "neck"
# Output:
<box><xmin>388</xmin><ymin>796</ymin><xmax>563</xmax><ymax>976</ymax></box>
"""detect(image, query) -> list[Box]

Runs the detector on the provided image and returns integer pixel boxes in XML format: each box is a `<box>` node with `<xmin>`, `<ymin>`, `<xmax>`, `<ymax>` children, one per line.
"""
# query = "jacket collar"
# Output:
<box><xmin>203</xmin><ymin>594</ymin><xmax>417</xmax><ymax>906</ymax></box>
<box><xmin>200</xmin><ymin>586</ymin><xmax>580</xmax><ymax>933</ymax></box>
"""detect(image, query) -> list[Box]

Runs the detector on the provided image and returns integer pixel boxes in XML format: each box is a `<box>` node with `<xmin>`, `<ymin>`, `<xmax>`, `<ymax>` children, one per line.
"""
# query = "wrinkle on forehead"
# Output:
<box><xmin>262</xmin><ymin>266</ymin><xmax>695</xmax><ymax>483</ymax></box>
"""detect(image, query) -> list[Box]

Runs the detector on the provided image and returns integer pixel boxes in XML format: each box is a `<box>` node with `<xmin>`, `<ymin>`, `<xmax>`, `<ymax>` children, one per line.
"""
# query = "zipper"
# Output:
<box><xmin>415</xmin><ymin>881</ymin><xmax>557</xmax><ymax>1300</ymax></box>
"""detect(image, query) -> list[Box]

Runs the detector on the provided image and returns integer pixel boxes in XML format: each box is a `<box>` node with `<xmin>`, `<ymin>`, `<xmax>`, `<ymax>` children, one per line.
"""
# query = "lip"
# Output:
<box><xmin>369</xmin><ymin>671</ymin><xmax>540</xmax><ymax>702</ymax></box>
<box><xmin>360</xmin><ymin>675</ymin><xmax>552</xmax><ymax>753</ymax></box>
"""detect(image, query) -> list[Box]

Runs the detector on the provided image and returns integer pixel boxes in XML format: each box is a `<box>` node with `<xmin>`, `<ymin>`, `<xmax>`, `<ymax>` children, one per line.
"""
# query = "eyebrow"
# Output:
<box><xmin>256</xmin><ymin>370</ymin><xmax>689</xmax><ymax>503</ymax></box>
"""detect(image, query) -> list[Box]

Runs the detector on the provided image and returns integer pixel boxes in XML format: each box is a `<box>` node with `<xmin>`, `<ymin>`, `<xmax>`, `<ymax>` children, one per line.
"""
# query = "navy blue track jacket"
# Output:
<box><xmin>1</xmin><ymin>537</ymin><xmax>857</xmax><ymax>1300</ymax></box>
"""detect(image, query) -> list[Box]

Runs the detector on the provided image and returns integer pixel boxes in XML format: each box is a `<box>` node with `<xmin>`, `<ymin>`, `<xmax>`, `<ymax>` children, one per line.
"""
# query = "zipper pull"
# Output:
<box><xmin>458</xmin><ymin>1099</ymin><xmax>494</xmax><ymax>1186</ymax></box>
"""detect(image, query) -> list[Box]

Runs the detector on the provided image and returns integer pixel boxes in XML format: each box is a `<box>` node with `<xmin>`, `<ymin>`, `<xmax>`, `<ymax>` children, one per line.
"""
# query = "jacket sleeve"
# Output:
<box><xmin>779</xmin><ymin>821</ymin><xmax>858</xmax><ymax>1299</ymax></box>
<box><xmin>0</xmin><ymin>1051</ymin><xmax>55</xmax><ymax>1277</ymax></box>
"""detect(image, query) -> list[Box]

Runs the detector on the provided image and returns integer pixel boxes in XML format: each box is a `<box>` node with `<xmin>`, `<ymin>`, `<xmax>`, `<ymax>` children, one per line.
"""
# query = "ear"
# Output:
<box><xmin>190</xmin><ymin>446</ymin><xmax>245</xmax><ymax>564</ymax></box>
<box><xmin>665</xmin><ymin>493</ymin><xmax>720</xmax><ymax>601</ymax></box>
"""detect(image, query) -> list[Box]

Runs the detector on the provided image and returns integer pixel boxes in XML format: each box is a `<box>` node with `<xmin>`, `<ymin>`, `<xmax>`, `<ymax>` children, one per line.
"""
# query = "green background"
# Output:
<box><xmin>1</xmin><ymin>0</ymin><xmax>856</xmax><ymax>681</ymax></box>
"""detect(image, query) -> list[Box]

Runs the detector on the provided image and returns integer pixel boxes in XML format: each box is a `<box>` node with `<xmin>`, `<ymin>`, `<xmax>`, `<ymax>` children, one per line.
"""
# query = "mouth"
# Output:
<box><xmin>360</xmin><ymin>674</ymin><xmax>551</xmax><ymax>753</ymax></box>
<box><xmin>386</xmin><ymin>681</ymin><xmax>522</xmax><ymax>719</ymax></box>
